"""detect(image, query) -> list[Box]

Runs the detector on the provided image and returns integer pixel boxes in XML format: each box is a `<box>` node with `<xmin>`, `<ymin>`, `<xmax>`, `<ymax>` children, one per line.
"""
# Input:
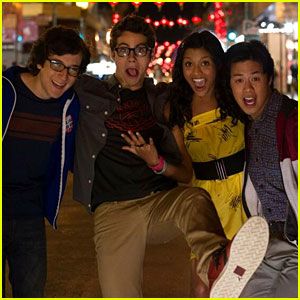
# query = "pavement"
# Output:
<box><xmin>5</xmin><ymin>175</ymin><xmax>191</xmax><ymax>297</ymax></box>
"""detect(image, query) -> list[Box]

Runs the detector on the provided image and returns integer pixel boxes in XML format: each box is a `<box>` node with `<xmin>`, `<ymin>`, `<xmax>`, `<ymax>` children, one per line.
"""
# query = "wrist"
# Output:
<box><xmin>148</xmin><ymin>156</ymin><xmax>167</xmax><ymax>174</ymax></box>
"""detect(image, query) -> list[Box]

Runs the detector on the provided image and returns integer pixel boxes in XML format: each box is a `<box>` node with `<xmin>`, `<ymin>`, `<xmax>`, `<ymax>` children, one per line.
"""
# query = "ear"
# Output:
<box><xmin>268</xmin><ymin>76</ymin><xmax>273</xmax><ymax>86</ymax></box>
<box><xmin>150</xmin><ymin>48</ymin><xmax>156</xmax><ymax>61</ymax></box>
<box><xmin>150</xmin><ymin>52</ymin><xmax>155</xmax><ymax>61</ymax></box>
<box><xmin>110</xmin><ymin>49</ymin><xmax>115</xmax><ymax>61</ymax></box>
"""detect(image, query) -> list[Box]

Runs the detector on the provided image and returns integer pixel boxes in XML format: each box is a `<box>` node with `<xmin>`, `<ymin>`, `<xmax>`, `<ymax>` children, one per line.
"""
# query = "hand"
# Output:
<box><xmin>121</xmin><ymin>131</ymin><xmax>159</xmax><ymax>166</ymax></box>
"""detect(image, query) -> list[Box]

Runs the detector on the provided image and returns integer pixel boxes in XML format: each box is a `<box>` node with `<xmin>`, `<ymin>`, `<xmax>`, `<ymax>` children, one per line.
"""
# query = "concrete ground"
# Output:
<box><xmin>5</xmin><ymin>175</ymin><xmax>191</xmax><ymax>297</ymax></box>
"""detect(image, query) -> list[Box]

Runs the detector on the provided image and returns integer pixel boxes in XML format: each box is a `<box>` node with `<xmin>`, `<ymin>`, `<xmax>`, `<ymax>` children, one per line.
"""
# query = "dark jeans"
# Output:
<box><xmin>2</xmin><ymin>217</ymin><xmax>47</xmax><ymax>298</ymax></box>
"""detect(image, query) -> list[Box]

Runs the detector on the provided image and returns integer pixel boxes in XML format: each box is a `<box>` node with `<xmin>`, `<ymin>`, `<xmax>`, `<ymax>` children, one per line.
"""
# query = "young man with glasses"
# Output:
<box><xmin>3</xmin><ymin>25</ymin><xmax>90</xmax><ymax>297</ymax></box>
<box><xmin>74</xmin><ymin>15</ymin><xmax>268</xmax><ymax>297</ymax></box>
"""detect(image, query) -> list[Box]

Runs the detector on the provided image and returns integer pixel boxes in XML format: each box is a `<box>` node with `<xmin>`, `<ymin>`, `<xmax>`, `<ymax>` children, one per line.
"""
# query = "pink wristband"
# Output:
<box><xmin>149</xmin><ymin>156</ymin><xmax>165</xmax><ymax>172</ymax></box>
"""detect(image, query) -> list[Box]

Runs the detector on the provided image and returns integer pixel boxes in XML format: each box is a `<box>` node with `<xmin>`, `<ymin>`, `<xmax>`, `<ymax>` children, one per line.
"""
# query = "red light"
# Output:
<box><xmin>208</xmin><ymin>13</ymin><xmax>215</xmax><ymax>21</ymax></box>
<box><xmin>168</xmin><ymin>20</ymin><xmax>175</xmax><ymax>27</ymax></box>
<box><xmin>161</xmin><ymin>17</ymin><xmax>168</xmax><ymax>26</ymax></box>
<box><xmin>108</xmin><ymin>2</ymin><xmax>118</xmax><ymax>11</ymax></box>
<box><xmin>177</xmin><ymin>2</ymin><xmax>184</xmax><ymax>10</ymax></box>
<box><xmin>177</xmin><ymin>17</ymin><xmax>183</xmax><ymax>25</ymax></box>
<box><xmin>182</xmin><ymin>19</ymin><xmax>189</xmax><ymax>26</ymax></box>
<box><xmin>112</xmin><ymin>13</ymin><xmax>120</xmax><ymax>24</ymax></box>
<box><xmin>153</xmin><ymin>21</ymin><xmax>160</xmax><ymax>27</ymax></box>
<box><xmin>132</xmin><ymin>2</ymin><xmax>142</xmax><ymax>11</ymax></box>
<box><xmin>164</xmin><ymin>41</ymin><xmax>170</xmax><ymax>47</ymax></box>
<box><xmin>191</xmin><ymin>16</ymin><xmax>202</xmax><ymax>24</ymax></box>
<box><xmin>154</xmin><ymin>2</ymin><xmax>164</xmax><ymax>11</ymax></box>
<box><xmin>214</xmin><ymin>2</ymin><xmax>222</xmax><ymax>9</ymax></box>
<box><xmin>145</xmin><ymin>16</ymin><xmax>152</xmax><ymax>24</ymax></box>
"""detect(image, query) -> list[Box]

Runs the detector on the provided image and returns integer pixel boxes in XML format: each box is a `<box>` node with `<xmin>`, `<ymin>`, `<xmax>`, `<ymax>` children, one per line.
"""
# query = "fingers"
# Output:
<box><xmin>121</xmin><ymin>131</ymin><xmax>146</xmax><ymax>147</ymax></box>
<box><xmin>135</xmin><ymin>132</ymin><xmax>146</xmax><ymax>145</ymax></box>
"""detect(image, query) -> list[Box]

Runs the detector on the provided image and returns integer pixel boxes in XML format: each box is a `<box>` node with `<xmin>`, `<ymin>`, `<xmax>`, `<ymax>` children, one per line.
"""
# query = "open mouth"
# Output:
<box><xmin>52</xmin><ymin>80</ymin><xmax>66</xmax><ymax>89</ymax></box>
<box><xmin>193</xmin><ymin>78</ymin><xmax>205</xmax><ymax>89</ymax></box>
<box><xmin>126</xmin><ymin>68</ymin><xmax>139</xmax><ymax>78</ymax></box>
<box><xmin>243</xmin><ymin>97</ymin><xmax>255</xmax><ymax>105</ymax></box>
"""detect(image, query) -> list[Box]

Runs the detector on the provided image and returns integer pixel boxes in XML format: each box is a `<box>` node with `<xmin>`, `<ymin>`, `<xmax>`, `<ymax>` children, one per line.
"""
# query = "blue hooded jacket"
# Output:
<box><xmin>3</xmin><ymin>66</ymin><xmax>80</xmax><ymax>228</ymax></box>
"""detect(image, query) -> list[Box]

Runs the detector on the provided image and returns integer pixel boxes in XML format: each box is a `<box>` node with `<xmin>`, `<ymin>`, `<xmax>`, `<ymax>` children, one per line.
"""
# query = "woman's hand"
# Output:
<box><xmin>121</xmin><ymin>131</ymin><xmax>159</xmax><ymax>166</ymax></box>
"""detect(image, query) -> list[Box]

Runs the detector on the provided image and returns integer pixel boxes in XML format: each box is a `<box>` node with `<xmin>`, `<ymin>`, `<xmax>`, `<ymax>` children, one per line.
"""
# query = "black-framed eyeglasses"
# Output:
<box><xmin>47</xmin><ymin>58</ymin><xmax>80</xmax><ymax>77</ymax></box>
<box><xmin>114</xmin><ymin>45</ymin><xmax>152</xmax><ymax>57</ymax></box>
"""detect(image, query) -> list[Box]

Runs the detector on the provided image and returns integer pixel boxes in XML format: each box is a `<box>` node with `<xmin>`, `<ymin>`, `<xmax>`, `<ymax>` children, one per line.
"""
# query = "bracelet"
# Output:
<box><xmin>148</xmin><ymin>156</ymin><xmax>168</xmax><ymax>174</ymax></box>
<box><xmin>153</xmin><ymin>159</ymin><xmax>168</xmax><ymax>175</ymax></box>
<box><xmin>148</xmin><ymin>156</ymin><xmax>165</xmax><ymax>172</ymax></box>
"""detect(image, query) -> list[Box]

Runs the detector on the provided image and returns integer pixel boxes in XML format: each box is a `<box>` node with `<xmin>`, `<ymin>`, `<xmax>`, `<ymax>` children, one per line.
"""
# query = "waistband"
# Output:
<box><xmin>193</xmin><ymin>149</ymin><xmax>245</xmax><ymax>180</ymax></box>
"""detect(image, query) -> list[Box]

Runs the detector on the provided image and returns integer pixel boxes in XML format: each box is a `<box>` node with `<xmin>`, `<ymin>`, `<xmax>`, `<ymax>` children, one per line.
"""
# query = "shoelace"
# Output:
<box><xmin>212</xmin><ymin>242</ymin><xmax>228</xmax><ymax>270</ymax></box>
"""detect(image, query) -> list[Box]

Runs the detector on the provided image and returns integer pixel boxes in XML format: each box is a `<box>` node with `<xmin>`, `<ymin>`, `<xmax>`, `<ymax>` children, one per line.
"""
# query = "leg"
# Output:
<box><xmin>143</xmin><ymin>187</ymin><xmax>226</xmax><ymax>295</ymax></box>
<box><xmin>240</xmin><ymin>238</ymin><xmax>298</xmax><ymax>298</ymax></box>
<box><xmin>7</xmin><ymin>217</ymin><xmax>47</xmax><ymax>298</ymax></box>
<box><xmin>190</xmin><ymin>257</ymin><xmax>209</xmax><ymax>297</ymax></box>
<box><xmin>94</xmin><ymin>201</ymin><xmax>148</xmax><ymax>297</ymax></box>
<box><xmin>146</xmin><ymin>187</ymin><xmax>226</xmax><ymax>270</ymax></box>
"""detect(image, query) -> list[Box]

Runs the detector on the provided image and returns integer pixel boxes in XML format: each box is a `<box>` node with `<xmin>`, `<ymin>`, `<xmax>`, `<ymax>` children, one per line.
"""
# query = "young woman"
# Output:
<box><xmin>168</xmin><ymin>30</ymin><xmax>247</xmax><ymax>239</ymax></box>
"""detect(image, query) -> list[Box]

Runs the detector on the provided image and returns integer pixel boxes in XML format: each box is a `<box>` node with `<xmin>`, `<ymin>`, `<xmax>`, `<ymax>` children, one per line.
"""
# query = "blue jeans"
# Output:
<box><xmin>2</xmin><ymin>217</ymin><xmax>47</xmax><ymax>298</ymax></box>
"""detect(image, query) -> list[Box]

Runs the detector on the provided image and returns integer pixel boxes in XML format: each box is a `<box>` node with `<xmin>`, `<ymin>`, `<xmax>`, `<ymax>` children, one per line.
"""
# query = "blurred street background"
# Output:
<box><xmin>3</xmin><ymin>2</ymin><xmax>298</xmax><ymax>99</ymax></box>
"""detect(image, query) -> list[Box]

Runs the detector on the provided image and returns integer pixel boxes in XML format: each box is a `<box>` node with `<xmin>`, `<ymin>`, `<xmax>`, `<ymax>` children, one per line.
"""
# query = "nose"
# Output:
<box><xmin>244</xmin><ymin>78</ymin><xmax>253</xmax><ymax>91</ymax></box>
<box><xmin>127</xmin><ymin>49</ymin><xmax>136</xmax><ymax>61</ymax></box>
<box><xmin>192</xmin><ymin>65</ymin><xmax>203</xmax><ymax>76</ymax></box>
<box><xmin>58</xmin><ymin>68</ymin><xmax>69</xmax><ymax>80</ymax></box>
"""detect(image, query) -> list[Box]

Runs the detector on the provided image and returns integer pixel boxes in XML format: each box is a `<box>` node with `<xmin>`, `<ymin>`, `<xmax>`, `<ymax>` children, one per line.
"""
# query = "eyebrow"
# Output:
<box><xmin>183</xmin><ymin>55</ymin><xmax>212</xmax><ymax>60</ymax></box>
<box><xmin>116</xmin><ymin>43</ymin><xmax>147</xmax><ymax>47</ymax></box>
<box><xmin>231</xmin><ymin>71</ymin><xmax>263</xmax><ymax>77</ymax></box>
<box><xmin>49</xmin><ymin>58</ymin><xmax>80</xmax><ymax>68</ymax></box>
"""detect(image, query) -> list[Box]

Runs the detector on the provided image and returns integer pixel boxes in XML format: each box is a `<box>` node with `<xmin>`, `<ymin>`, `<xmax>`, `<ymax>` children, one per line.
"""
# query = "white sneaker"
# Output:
<box><xmin>210</xmin><ymin>216</ymin><xmax>269</xmax><ymax>298</ymax></box>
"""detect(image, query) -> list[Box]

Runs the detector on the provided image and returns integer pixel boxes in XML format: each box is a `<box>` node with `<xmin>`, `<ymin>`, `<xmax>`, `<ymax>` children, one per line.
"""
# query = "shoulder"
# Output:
<box><xmin>74</xmin><ymin>75</ymin><xmax>109</xmax><ymax>102</ymax></box>
<box><xmin>279</xmin><ymin>93</ymin><xmax>297</xmax><ymax>116</ymax></box>
<box><xmin>75</xmin><ymin>73</ymin><xmax>108</xmax><ymax>88</ymax></box>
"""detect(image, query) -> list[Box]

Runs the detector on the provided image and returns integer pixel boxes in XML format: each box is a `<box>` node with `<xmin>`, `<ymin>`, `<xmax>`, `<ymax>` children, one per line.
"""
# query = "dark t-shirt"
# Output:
<box><xmin>3</xmin><ymin>72</ymin><xmax>63</xmax><ymax>218</ymax></box>
<box><xmin>91</xmin><ymin>87</ymin><xmax>177</xmax><ymax>209</ymax></box>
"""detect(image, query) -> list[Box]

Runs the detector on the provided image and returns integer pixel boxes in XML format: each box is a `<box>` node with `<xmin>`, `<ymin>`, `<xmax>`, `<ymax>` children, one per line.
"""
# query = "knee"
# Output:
<box><xmin>184</xmin><ymin>187</ymin><xmax>214</xmax><ymax>208</ymax></box>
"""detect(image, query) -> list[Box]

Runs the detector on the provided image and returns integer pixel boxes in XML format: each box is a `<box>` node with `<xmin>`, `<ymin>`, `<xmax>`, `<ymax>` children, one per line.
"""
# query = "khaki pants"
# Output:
<box><xmin>93</xmin><ymin>186</ymin><xmax>226</xmax><ymax>297</ymax></box>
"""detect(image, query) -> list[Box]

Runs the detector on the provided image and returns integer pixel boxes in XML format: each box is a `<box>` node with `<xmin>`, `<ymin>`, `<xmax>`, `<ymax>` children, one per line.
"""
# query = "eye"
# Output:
<box><xmin>136</xmin><ymin>45</ymin><xmax>147</xmax><ymax>55</ymax></box>
<box><xmin>201</xmin><ymin>60</ymin><xmax>210</xmax><ymax>67</ymax></box>
<box><xmin>232</xmin><ymin>78</ymin><xmax>244</xmax><ymax>84</ymax></box>
<box><xmin>69</xmin><ymin>67</ymin><xmax>80</xmax><ymax>76</ymax></box>
<box><xmin>183</xmin><ymin>61</ymin><xmax>192</xmax><ymax>68</ymax></box>
<box><xmin>50</xmin><ymin>60</ymin><xmax>64</xmax><ymax>70</ymax></box>
<box><xmin>116</xmin><ymin>47</ymin><xmax>129</xmax><ymax>56</ymax></box>
<box><xmin>251</xmin><ymin>76</ymin><xmax>261</xmax><ymax>82</ymax></box>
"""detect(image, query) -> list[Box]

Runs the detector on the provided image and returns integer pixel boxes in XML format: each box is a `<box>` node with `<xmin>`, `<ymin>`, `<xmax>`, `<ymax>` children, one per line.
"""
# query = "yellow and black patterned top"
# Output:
<box><xmin>184</xmin><ymin>108</ymin><xmax>248</xmax><ymax>239</ymax></box>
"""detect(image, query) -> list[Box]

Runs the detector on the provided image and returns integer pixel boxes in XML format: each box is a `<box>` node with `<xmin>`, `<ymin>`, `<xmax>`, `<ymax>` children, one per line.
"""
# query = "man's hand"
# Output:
<box><xmin>121</xmin><ymin>131</ymin><xmax>159</xmax><ymax>166</ymax></box>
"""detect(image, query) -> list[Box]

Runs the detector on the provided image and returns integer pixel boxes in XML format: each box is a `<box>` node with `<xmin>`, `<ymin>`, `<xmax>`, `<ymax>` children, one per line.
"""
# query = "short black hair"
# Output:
<box><xmin>27</xmin><ymin>25</ymin><xmax>90</xmax><ymax>75</ymax></box>
<box><xmin>110</xmin><ymin>14</ymin><xmax>156</xmax><ymax>51</ymax></box>
<box><xmin>225</xmin><ymin>40</ymin><xmax>275</xmax><ymax>89</ymax></box>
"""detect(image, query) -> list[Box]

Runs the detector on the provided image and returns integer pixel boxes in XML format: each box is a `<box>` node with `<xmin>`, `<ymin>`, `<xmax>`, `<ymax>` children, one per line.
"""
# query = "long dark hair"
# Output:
<box><xmin>168</xmin><ymin>30</ymin><xmax>236</xmax><ymax>128</ymax></box>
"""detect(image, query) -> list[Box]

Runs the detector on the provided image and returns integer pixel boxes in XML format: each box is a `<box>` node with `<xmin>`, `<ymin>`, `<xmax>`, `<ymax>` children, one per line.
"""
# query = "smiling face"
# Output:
<box><xmin>112</xmin><ymin>31</ymin><xmax>152</xmax><ymax>91</ymax></box>
<box><xmin>230</xmin><ymin>60</ymin><xmax>272</xmax><ymax>120</ymax></box>
<box><xmin>182</xmin><ymin>48</ymin><xmax>216</xmax><ymax>102</ymax></box>
<box><xmin>34</xmin><ymin>53</ymin><xmax>82</xmax><ymax>99</ymax></box>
